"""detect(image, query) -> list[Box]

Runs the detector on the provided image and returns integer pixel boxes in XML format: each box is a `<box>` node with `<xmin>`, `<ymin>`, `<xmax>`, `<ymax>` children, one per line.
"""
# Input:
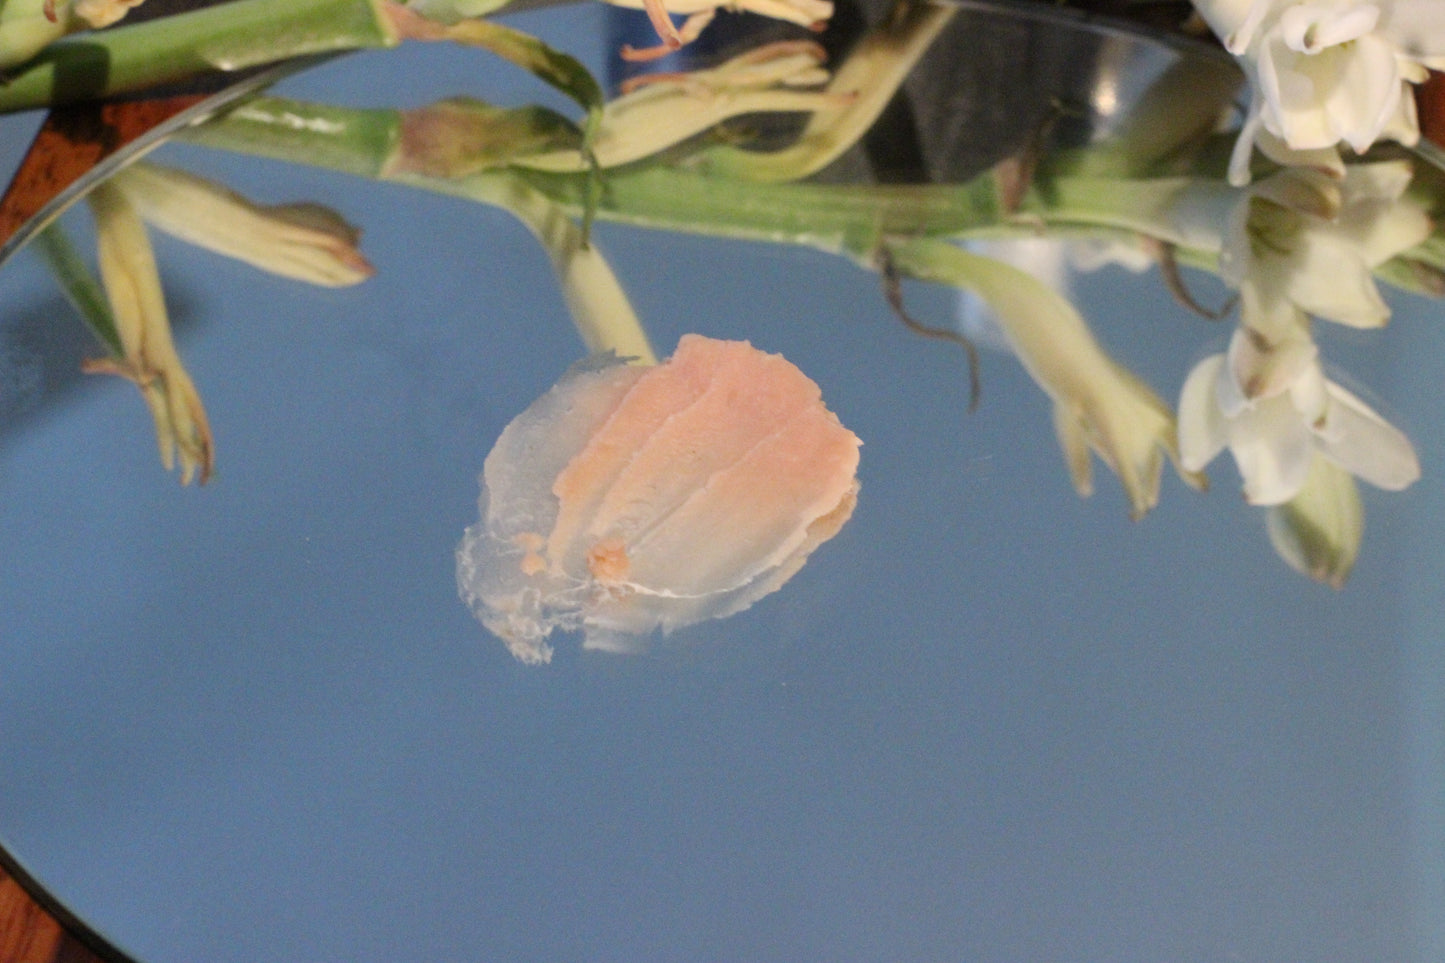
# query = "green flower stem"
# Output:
<box><xmin>518</xmin><ymin>166</ymin><xmax>1005</xmax><ymax>258</ymax></box>
<box><xmin>32</xmin><ymin>221</ymin><xmax>123</xmax><ymax>356</ymax></box>
<box><xmin>182</xmin><ymin>96</ymin><xmax>1233</xmax><ymax>276</ymax></box>
<box><xmin>182</xmin><ymin>98</ymin><xmax>402</xmax><ymax>179</ymax></box>
<box><xmin>1036</xmin><ymin>174</ymin><xmax>1234</xmax><ymax>248</ymax></box>
<box><xmin>0</xmin><ymin>0</ymin><xmax>399</xmax><ymax>114</ymax></box>
<box><xmin>522</xmin><ymin>169</ymin><xmax>1218</xmax><ymax>284</ymax></box>
<box><xmin>181</xmin><ymin>96</ymin><xmax>1007</xmax><ymax>249</ymax></box>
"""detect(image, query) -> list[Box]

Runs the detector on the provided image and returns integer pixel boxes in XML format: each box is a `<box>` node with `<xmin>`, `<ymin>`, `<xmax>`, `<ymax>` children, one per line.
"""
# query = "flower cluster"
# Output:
<box><xmin>953</xmin><ymin>18</ymin><xmax>1439</xmax><ymax>584</ymax></box>
<box><xmin>1190</xmin><ymin>0</ymin><xmax>1445</xmax><ymax>184</ymax></box>
<box><xmin>1178</xmin><ymin>326</ymin><xmax>1418</xmax><ymax>507</ymax></box>
<box><xmin>974</xmin><ymin>2</ymin><xmax>1444</xmax><ymax>582</ymax></box>
<box><xmin>1168</xmin><ymin>151</ymin><xmax>1431</xmax><ymax>581</ymax></box>
<box><xmin>12</xmin><ymin>0</ymin><xmax>1435</xmax><ymax>590</ymax></box>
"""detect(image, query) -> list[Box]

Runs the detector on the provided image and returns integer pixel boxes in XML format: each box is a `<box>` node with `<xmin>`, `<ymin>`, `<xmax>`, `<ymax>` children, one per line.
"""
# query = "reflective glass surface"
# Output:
<box><xmin>1</xmin><ymin>3</ymin><xmax>1442</xmax><ymax>961</ymax></box>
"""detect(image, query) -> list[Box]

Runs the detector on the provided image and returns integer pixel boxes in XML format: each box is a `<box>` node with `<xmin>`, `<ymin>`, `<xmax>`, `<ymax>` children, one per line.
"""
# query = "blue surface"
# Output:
<box><xmin>0</xmin><ymin>5</ymin><xmax>1439</xmax><ymax>961</ymax></box>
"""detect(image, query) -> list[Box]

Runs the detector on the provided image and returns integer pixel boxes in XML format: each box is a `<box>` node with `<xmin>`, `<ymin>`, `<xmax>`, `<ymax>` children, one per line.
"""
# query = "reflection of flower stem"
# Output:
<box><xmin>519</xmin><ymin>165</ymin><xmax>1004</xmax><ymax>254</ymax></box>
<box><xmin>85</xmin><ymin>183</ymin><xmax>215</xmax><ymax>484</ymax></box>
<box><xmin>700</xmin><ymin>0</ymin><xmax>956</xmax><ymax>182</ymax></box>
<box><xmin>186</xmin><ymin>96</ymin><xmax>1228</xmax><ymax>257</ymax></box>
<box><xmin>185</xmin><ymin>99</ymin><xmax>1009</xmax><ymax>246</ymax></box>
<box><xmin>464</xmin><ymin>175</ymin><xmax>658</xmax><ymax>364</ymax></box>
<box><xmin>31</xmin><ymin>221</ymin><xmax>124</xmax><ymax>356</ymax></box>
<box><xmin>884</xmin><ymin>236</ymin><xmax>1202</xmax><ymax>517</ymax></box>
<box><xmin>181</xmin><ymin>93</ymin><xmax>1439</xmax><ymax>339</ymax></box>
<box><xmin>183</xmin><ymin>97</ymin><xmax>655</xmax><ymax>362</ymax></box>
<box><xmin>183</xmin><ymin>99</ymin><xmax>404</xmax><ymax>179</ymax></box>
<box><xmin>877</xmin><ymin>247</ymin><xmax>981</xmax><ymax>410</ymax></box>
<box><xmin>0</xmin><ymin>0</ymin><xmax>398</xmax><ymax>113</ymax></box>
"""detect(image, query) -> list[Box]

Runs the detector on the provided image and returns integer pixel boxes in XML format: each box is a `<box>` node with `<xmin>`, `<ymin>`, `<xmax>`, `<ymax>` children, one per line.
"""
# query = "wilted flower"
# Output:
<box><xmin>706</xmin><ymin>1</ymin><xmax>955</xmax><ymax>182</ymax></box>
<box><xmin>72</xmin><ymin>163</ymin><xmax>375</xmax><ymax>483</ymax></box>
<box><xmin>1047</xmin><ymin>358</ymin><xmax>1195</xmax><ymax>520</ymax></box>
<box><xmin>84</xmin><ymin>182</ymin><xmax>213</xmax><ymax>485</ymax></box>
<box><xmin>1177</xmin><ymin>325</ymin><xmax>1418</xmax><ymax>505</ymax></box>
<box><xmin>457</xmin><ymin>335</ymin><xmax>860</xmax><ymax>664</ymax></box>
<box><xmin>604</xmin><ymin>0</ymin><xmax>832</xmax><ymax>61</ymax></box>
<box><xmin>1221</xmin><ymin>160</ymin><xmax>1433</xmax><ymax>332</ymax></box>
<box><xmin>517</xmin><ymin>41</ymin><xmax>837</xmax><ymax>171</ymax></box>
<box><xmin>108</xmin><ymin>162</ymin><xmax>374</xmax><ymax>287</ymax></box>
<box><xmin>1191</xmin><ymin>0</ymin><xmax>1445</xmax><ymax>183</ymax></box>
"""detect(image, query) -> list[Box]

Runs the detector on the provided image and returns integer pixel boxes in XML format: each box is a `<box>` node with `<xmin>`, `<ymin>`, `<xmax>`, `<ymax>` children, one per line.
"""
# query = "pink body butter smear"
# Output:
<box><xmin>456</xmin><ymin>335</ymin><xmax>862</xmax><ymax>664</ymax></box>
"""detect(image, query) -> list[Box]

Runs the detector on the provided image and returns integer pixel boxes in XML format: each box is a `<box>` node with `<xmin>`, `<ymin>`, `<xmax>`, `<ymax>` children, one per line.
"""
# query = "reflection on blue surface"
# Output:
<box><xmin>1394</xmin><ymin>310</ymin><xmax>1445</xmax><ymax>963</ymax></box>
<box><xmin>0</xmin><ymin>4</ymin><xmax>1439</xmax><ymax>961</ymax></box>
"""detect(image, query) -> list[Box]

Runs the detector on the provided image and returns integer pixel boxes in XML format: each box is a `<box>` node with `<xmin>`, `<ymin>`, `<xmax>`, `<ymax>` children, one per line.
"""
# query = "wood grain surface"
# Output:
<box><xmin>0</xmin><ymin>3</ymin><xmax>254</xmax><ymax>959</ymax></box>
<box><xmin>0</xmin><ymin>94</ymin><xmax>208</xmax><ymax>250</ymax></box>
<box><xmin>0</xmin><ymin>868</ymin><xmax>61</xmax><ymax>963</ymax></box>
<box><xmin>1419</xmin><ymin>71</ymin><xmax>1445</xmax><ymax>151</ymax></box>
<box><xmin>0</xmin><ymin>861</ymin><xmax>131</xmax><ymax>963</ymax></box>
<box><xmin>0</xmin><ymin>0</ymin><xmax>232</xmax><ymax>253</ymax></box>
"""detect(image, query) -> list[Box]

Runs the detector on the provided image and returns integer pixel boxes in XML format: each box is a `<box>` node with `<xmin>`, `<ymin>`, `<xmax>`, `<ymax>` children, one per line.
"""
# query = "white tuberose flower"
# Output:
<box><xmin>1222</xmin><ymin>160</ymin><xmax>1433</xmax><ymax>330</ymax></box>
<box><xmin>1192</xmin><ymin>0</ymin><xmax>1445</xmax><ymax>183</ymax></box>
<box><xmin>1178</xmin><ymin>325</ymin><xmax>1418</xmax><ymax>504</ymax></box>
